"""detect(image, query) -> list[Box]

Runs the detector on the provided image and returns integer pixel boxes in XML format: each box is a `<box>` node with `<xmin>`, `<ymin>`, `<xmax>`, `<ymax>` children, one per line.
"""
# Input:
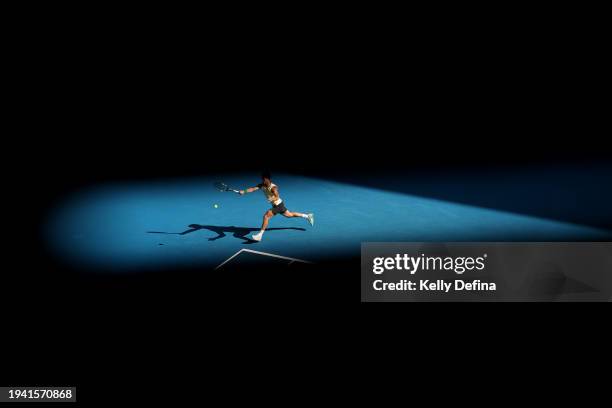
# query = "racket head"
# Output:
<box><xmin>214</xmin><ymin>181</ymin><xmax>229</xmax><ymax>191</ymax></box>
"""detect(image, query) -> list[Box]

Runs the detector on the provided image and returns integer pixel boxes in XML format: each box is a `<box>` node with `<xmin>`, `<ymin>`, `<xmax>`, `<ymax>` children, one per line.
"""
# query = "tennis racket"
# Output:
<box><xmin>214</xmin><ymin>181</ymin><xmax>241</xmax><ymax>194</ymax></box>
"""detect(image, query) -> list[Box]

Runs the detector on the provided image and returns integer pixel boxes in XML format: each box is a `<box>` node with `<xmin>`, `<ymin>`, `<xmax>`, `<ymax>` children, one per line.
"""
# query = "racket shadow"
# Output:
<box><xmin>148</xmin><ymin>224</ymin><xmax>306</xmax><ymax>244</ymax></box>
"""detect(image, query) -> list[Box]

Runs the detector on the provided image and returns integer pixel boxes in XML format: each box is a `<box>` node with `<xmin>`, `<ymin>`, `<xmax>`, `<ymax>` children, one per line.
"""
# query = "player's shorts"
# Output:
<box><xmin>270</xmin><ymin>201</ymin><xmax>288</xmax><ymax>215</ymax></box>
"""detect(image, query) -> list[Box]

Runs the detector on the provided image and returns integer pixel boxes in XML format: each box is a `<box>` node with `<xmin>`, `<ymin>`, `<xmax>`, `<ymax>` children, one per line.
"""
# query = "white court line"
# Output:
<box><xmin>215</xmin><ymin>248</ymin><xmax>313</xmax><ymax>270</ymax></box>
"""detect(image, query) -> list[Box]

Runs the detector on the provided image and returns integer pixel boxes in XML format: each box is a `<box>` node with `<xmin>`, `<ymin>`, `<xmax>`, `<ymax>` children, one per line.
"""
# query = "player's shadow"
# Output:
<box><xmin>148</xmin><ymin>224</ymin><xmax>306</xmax><ymax>244</ymax></box>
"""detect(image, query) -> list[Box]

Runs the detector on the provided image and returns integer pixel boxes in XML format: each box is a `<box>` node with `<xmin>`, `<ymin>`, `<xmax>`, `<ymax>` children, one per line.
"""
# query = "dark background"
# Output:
<box><xmin>4</xmin><ymin>9</ymin><xmax>610</xmax><ymax>402</ymax></box>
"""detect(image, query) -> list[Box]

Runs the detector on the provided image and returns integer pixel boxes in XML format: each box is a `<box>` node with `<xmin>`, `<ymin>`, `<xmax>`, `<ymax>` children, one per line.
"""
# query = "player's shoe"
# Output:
<box><xmin>307</xmin><ymin>213</ymin><xmax>315</xmax><ymax>226</ymax></box>
<box><xmin>251</xmin><ymin>231</ymin><xmax>263</xmax><ymax>242</ymax></box>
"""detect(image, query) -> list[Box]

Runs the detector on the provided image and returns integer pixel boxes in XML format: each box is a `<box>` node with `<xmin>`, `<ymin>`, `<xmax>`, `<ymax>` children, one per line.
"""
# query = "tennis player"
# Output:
<box><xmin>240</xmin><ymin>172</ymin><xmax>314</xmax><ymax>242</ymax></box>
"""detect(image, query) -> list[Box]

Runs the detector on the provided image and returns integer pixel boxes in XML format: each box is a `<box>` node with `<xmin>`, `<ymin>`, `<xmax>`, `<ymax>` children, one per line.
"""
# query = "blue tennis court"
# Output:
<box><xmin>45</xmin><ymin>174</ymin><xmax>612</xmax><ymax>272</ymax></box>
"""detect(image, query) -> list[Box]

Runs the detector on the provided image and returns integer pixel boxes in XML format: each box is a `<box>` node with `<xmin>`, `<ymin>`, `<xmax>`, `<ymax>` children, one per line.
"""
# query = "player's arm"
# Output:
<box><xmin>240</xmin><ymin>185</ymin><xmax>261</xmax><ymax>195</ymax></box>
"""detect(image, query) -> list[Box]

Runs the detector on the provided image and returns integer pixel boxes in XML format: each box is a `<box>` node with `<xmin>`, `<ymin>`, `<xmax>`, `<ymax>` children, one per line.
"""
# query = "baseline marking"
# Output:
<box><xmin>215</xmin><ymin>248</ymin><xmax>313</xmax><ymax>270</ymax></box>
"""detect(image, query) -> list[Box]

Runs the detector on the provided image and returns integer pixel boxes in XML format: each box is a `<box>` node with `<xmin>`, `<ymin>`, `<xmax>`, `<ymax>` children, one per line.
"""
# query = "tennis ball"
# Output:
<box><xmin>213</xmin><ymin>204</ymin><xmax>219</xmax><ymax>209</ymax></box>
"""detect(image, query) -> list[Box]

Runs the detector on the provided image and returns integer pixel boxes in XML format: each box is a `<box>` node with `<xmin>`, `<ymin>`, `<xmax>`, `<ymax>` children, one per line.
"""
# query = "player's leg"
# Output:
<box><xmin>261</xmin><ymin>210</ymin><xmax>274</xmax><ymax>231</ymax></box>
<box><xmin>282</xmin><ymin>209</ymin><xmax>314</xmax><ymax>226</ymax></box>
<box><xmin>252</xmin><ymin>210</ymin><xmax>274</xmax><ymax>242</ymax></box>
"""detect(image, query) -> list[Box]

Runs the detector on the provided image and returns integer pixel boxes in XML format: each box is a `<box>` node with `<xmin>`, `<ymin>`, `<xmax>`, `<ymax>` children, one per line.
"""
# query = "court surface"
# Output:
<box><xmin>46</xmin><ymin>174</ymin><xmax>612</xmax><ymax>272</ymax></box>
